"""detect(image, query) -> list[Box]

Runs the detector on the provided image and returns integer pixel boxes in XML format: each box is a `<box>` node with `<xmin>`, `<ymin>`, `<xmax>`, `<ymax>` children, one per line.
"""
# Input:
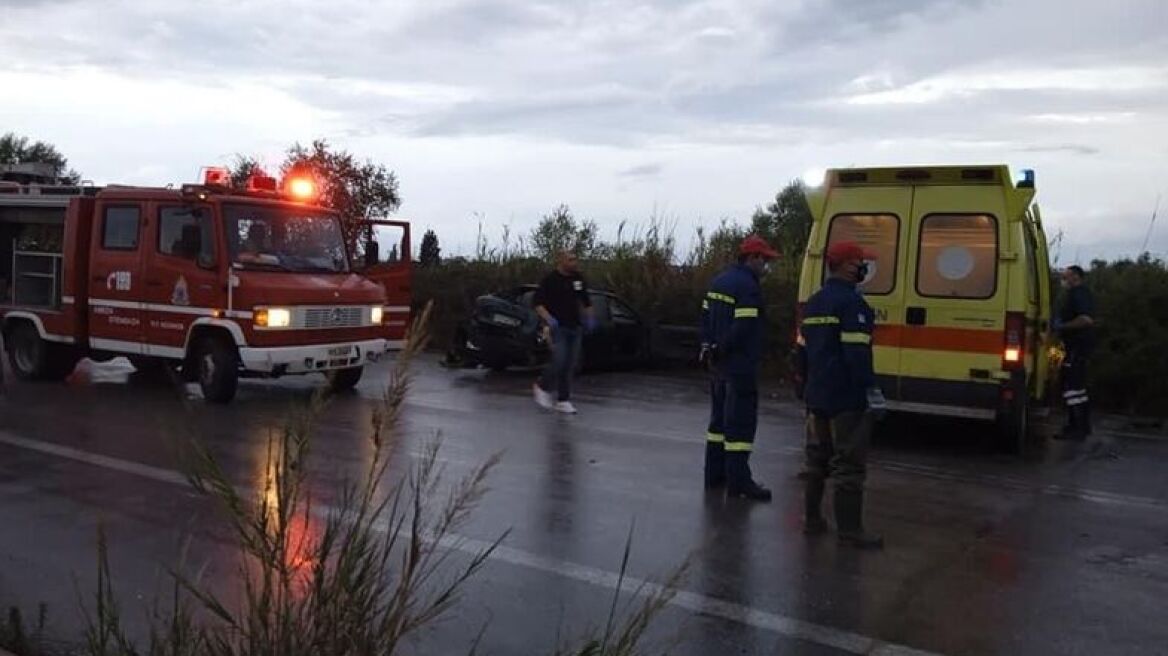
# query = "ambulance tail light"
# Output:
<box><xmin>1003</xmin><ymin>312</ymin><xmax>1025</xmax><ymax>370</ymax></box>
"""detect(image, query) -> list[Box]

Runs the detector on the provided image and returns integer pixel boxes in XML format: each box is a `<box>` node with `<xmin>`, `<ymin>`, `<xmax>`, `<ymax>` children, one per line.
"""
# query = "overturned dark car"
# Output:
<box><xmin>444</xmin><ymin>284</ymin><xmax>697</xmax><ymax>372</ymax></box>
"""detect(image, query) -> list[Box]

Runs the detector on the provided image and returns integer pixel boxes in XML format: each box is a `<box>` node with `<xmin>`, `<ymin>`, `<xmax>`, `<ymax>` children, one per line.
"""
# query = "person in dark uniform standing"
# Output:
<box><xmin>700</xmin><ymin>235</ymin><xmax>779</xmax><ymax>501</ymax></box>
<box><xmin>1053</xmin><ymin>265</ymin><xmax>1096</xmax><ymax>442</ymax></box>
<box><xmin>799</xmin><ymin>241</ymin><xmax>886</xmax><ymax>549</ymax></box>
<box><xmin>532</xmin><ymin>249</ymin><xmax>596</xmax><ymax>415</ymax></box>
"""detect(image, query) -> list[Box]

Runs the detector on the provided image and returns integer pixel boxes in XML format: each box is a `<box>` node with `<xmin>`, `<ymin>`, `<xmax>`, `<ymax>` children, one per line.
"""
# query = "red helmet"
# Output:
<box><xmin>739</xmin><ymin>234</ymin><xmax>779</xmax><ymax>259</ymax></box>
<box><xmin>825</xmin><ymin>241</ymin><xmax>876</xmax><ymax>265</ymax></box>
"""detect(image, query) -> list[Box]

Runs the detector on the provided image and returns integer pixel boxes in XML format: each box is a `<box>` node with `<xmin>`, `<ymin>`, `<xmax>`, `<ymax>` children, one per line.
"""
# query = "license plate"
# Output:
<box><xmin>328</xmin><ymin>345</ymin><xmax>353</xmax><ymax>357</ymax></box>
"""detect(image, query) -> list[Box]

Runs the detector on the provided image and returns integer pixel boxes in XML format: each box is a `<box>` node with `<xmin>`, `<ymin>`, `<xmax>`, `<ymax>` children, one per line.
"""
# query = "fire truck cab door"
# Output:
<box><xmin>357</xmin><ymin>220</ymin><xmax>411</xmax><ymax>344</ymax></box>
<box><xmin>142</xmin><ymin>202</ymin><xmax>220</xmax><ymax>357</ymax></box>
<box><xmin>88</xmin><ymin>202</ymin><xmax>147</xmax><ymax>355</ymax></box>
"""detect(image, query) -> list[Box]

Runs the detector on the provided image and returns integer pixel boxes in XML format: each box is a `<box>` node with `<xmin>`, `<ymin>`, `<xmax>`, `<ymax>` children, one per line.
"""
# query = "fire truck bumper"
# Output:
<box><xmin>239</xmin><ymin>338</ymin><xmax>389</xmax><ymax>375</ymax></box>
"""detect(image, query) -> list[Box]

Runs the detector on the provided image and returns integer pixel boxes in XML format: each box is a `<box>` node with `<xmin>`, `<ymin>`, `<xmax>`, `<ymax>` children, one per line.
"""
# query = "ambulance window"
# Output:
<box><xmin>102</xmin><ymin>206</ymin><xmax>140</xmax><ymax>250</ymax></box>
<box><xmin>158</xmin><ymin>206</ymin><xmax>215</xmax><ymax>265</ymax></box>
<box><xmin>825</xmin><ymin>214</ymin><xmax>899</xmax><ymax>295</ymax></box>
<box><xmin>916</xmin><ymin>214</ymin><xmax>998</xmax><ymax>299</ymax></box>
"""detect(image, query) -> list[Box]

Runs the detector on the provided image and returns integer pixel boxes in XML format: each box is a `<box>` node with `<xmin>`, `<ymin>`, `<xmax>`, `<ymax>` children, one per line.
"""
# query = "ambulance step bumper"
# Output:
<box><xmin>884</xmin><ymin>400</ymin><xmax>996</xmax><ymax>421</ymax></box>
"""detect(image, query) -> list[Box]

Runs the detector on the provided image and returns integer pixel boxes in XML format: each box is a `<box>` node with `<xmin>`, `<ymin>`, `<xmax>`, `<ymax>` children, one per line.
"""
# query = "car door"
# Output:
<box><xmin>607</xmin><ymin>296</ymin><xmax>647</xmax><ymax>364</ymax></box>
<box><xmin>355</xmin><ymin>220</ymin><xmax>411</xmax><ymax>346</ymax></box>
<box><xmin>88</xmin><ymin>202</ymin><xmax>146</xmax><ymax>354</ymax></box>
<box><xmin>142</xmin><ymin>202</ymin><xmax>221</xmax><ymax>357</ymax></box>
<box><xmin>580</xmin><ymin>292</ymin><xmax>611</xmax><ymax>368</ymax></box>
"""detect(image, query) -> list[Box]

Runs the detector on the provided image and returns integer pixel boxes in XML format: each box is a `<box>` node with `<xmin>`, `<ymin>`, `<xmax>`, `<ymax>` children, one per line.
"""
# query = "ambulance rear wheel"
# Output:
<box><xmin>5</xmin><ymin>321</ymin><xmax>75</xmax><ymax>382</ymax></box>
<box><xmin>327</xmin><ymin>366</ymin><xmax>363</xmax><ymax>392</ymax></box>
<box><xmin>195</xmin><ymin>336</ymin><xmax>239</xmax><ymax>404</ymax></box>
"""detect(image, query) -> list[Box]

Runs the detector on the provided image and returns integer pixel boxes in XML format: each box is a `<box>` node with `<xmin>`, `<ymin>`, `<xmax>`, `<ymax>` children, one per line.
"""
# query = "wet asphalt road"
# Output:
<box><xmin>1</xmin><ymin>356</ymin><xmax>1167</xmax><ymax>655</ymax></box>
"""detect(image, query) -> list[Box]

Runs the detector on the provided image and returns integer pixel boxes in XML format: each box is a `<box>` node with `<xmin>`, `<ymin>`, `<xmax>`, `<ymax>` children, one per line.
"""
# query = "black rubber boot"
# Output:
<box><xmin>1055</xmin><ymin>407</ymin><xmax>1088</xmax><ymax>442</ymax></box>
<box><xmin>804</xmin><ymin>477</ymin><xmax>828</xmax><ymax>535</ymax></box>
<box><xmin>834</xmin><ymin>489</ymin><xmax>883</xmax><ymax>549</ymax></box>
<box><xmin>704</xmin><ymin>442</ymin><xmax>726</xmax><ymax>489</ymax></box>
<box><xmin>726</xmin><ymin>453</ymin><xmax>771</xmax><ymax>502</ymax></box>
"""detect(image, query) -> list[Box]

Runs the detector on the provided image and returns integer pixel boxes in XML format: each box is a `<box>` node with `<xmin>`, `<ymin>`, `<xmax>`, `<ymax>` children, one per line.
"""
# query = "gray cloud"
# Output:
<box><xmin>1019</xmin><ymin>144</ymin><xmax>1101</xmax><ymax>156</ymax></box>
<box><xmin>2</xmin><ymin>0</ymin><xmax>1166</xmax><ymax>262</ymax></box>
<box><xmin>619</xmin><ymin>163</ymin><xmax>663</xmax><ymax>178</ymax></box>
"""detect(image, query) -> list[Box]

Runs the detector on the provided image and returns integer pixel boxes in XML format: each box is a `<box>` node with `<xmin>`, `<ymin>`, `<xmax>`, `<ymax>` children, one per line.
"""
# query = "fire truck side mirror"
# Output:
<box><xmin>364</xmin><ymin>240</ymin><xmax>380</xmax><ymax>268</ymax></box>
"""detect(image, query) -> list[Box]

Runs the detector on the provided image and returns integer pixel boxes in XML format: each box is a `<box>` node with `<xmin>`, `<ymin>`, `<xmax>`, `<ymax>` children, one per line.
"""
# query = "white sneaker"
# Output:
<box><xmin>554</xmin><ymin>401</ymin><xmax>578</xmax><ymax>414</ymax></box>
<box><xmin>533</xmin><ymin>383</ymin><xmax>554</xmax><ymax>409</ymax></box>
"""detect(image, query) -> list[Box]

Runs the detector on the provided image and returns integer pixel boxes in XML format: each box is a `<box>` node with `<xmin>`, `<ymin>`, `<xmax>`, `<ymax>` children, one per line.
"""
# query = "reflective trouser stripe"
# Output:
<box><xmin>840</xmin><ymin>331</ymin><xmax>871</xmax><ymax>344</ymax></box>
<box><xmin>706</xmin><ymin>432</ymin><xmax>725</xmax><ymax>443</ymax></box>
<box><xmin>802</xmin><ymin>316</ymin><xmax>840</xmax><ymax>326</ymax></box>
<box><xmin>724</xmin><ymin>441</ymin><xmax>753</xmax><ymax>452</ymax></box>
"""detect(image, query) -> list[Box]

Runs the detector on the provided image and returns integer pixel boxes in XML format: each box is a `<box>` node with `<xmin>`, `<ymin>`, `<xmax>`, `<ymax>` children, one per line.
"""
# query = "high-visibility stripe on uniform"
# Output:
<box><xmin>802</xmin><ymin>316</ymin><xmax>840</xmax><ymax>326</ymax></box>
<box><xmin>840</xmin><ymin>331</ymin><xmax>871</xmax><ymax>345</ymax></box>
<box><xmin>706</xmin><ymin>432</ymin><xmax>725</xmax><ymax>443</ymax></box>
<box><xmin>707</xmin><ymin>292</ymin><xmax>736</xmax><ymax>304</ymax></box>
<box><xmin>734</xmin><ymin>307</ymin><xmax>759</xmax><ymax>318</ymax></box>
<box><xmin>724</xmin><ymin>441</ymin><xmax>753</xmax><ymax>452</ymax></box>
<box><xmin>702</xmin><ymin>299</ymin><xmax>709</xmax><ymax>310</ymax></box>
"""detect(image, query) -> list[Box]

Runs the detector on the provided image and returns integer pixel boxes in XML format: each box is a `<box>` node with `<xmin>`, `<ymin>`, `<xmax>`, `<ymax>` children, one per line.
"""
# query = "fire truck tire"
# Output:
<box><xmin>5</xmin><ymin>321</ymin><xmax>75</xmax><ymax>382</ymax></box>
<box><xmin>195</xmin><ymin>336</ymin><xmax>239</xmax><ymax>403</ymax></box>
<box><xmin>327</xmin><ymin>366</ymin><xmax>364</xmax><ymax>392</ymax></box>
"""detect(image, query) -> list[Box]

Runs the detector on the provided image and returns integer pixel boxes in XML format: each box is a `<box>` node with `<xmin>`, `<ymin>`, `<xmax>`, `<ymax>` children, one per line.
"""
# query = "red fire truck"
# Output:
<box><xmin>0</xmin><ymin>167</ymin><xmax>411</xmax><ymax>402</ymax></box>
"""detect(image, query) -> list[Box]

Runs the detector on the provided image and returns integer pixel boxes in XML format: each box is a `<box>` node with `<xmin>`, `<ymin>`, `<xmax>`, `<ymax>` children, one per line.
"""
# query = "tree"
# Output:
<box><xmin>750</xmin><ymin>180</ymin><xmax>813</xmax><ymax>260</ymax></box>
<box><xmin>419</xmin><ymin>229</ymin><xmax>441</xmax><ymax>267</ymax></box>
<box><xmin>0</xmin><ymin>132</ymin><xmax>81</xmax><ymax>183</ymax></box>
<box><xmin>226</xmin><ymin>141</ymin><xmax>401</xmax><ymax>249</ymax></box>
<box><xmin>529</xmin><ymin>204</ymin><xmax>599</xmax><ymax>262</ymax></box>
<box><xmin>227</xmin><ymin>155</ymin><xmax>265</xmax><ymax>188</ymax></box>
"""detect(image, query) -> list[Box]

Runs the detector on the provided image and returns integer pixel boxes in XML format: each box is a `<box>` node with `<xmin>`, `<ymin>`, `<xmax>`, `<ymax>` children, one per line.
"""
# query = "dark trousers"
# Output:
<box><xmin>538</xmin><ymin>326</ymin><xmax>582</xmax><ymax>402</ymax></box>
<box><xmin>1061</xmin><ymin>349</ymin><xmax>1092</xmax><ymax>438</ymax></box>
<box><xmin>705</xmin><ymin>371</ymin><xmax>758</xmax><ymax>487</ymax></box>
<box><xmin>804</xmin><ymin>410</ymin><xmax>872</xmax><ymax>493</ymax></box>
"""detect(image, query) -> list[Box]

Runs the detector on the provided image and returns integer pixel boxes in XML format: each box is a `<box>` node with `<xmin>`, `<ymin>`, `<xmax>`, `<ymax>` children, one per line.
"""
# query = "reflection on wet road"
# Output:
<box><xmin>1</xmin><ymin>356</ymin><xmax>1166</xmax><ymax>655</ymax></box>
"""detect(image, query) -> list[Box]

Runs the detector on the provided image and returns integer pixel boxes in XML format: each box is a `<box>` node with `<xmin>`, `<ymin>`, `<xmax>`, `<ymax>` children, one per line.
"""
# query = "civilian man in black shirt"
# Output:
<box><xmin>1054</xmin><ymin>265</ymin><xmax>1096</xmax><ymax>442</ymax></box>
<box><xmin>532</xmin><ymin>250</ymin><xmax>595</xmax><ymax>414</ymax></box>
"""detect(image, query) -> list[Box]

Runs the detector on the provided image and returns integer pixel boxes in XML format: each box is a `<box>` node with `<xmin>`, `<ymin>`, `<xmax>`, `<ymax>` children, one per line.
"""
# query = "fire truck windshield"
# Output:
<box><xmin>224</xmin><ymin>203</ymin><xmax>350</xmax><ymax>273</ymax></box>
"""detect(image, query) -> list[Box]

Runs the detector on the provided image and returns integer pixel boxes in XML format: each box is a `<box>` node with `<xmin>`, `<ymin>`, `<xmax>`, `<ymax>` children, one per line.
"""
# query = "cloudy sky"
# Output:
<box><xmin>2</xmin><ymin>0</ymin><xmax>1166</xmax><ymax>262</ymax></box>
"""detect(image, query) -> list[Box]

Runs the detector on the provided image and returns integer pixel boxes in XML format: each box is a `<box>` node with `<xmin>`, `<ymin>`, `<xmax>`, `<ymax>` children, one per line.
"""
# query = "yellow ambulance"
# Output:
<box><xmin>798</xmin><ymin>165</ymin><xmax>1054</xmax><ymax>452</ymax></box>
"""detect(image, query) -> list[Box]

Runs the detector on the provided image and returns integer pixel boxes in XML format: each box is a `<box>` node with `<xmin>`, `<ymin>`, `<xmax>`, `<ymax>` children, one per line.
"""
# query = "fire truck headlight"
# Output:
<box><xmin>371</xmin><ymin>306</ymin><xmax>384</xmax><ymax>325</ymax></box>
<box><xmin>256</xmin><ymin>307</ymin><xmax>292</xmax><ymax>328</ymax></box>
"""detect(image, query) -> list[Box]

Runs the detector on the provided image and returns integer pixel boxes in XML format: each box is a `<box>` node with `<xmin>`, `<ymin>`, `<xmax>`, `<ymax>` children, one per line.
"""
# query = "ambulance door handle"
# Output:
<box><xmin>906</xmin><ymin>307</ymin><xmax>927</xmax><ymax>326</ymax></box>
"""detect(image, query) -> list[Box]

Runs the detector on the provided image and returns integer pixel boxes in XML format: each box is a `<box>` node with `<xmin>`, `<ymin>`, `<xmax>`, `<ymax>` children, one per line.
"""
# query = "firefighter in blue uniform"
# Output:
<box><xmin>700</xmin><ymin>235</ymin><xmax>779</xmax><ymax>501</ymax></box>
<box><xmin>798</xmin><ymin>241</ymin><xmax>886</xmax><ymax>549</ymax></box>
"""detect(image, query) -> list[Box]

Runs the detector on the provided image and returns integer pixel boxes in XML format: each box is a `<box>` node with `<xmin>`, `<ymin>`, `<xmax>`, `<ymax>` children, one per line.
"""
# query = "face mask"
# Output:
<box><xmin>855</xmin><ymin>262</ymin><xmax>870</xmax><ymax>283</ymax></box>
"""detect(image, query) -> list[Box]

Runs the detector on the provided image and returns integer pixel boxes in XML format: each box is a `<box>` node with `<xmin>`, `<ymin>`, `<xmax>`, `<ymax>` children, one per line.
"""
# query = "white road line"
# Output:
<box><xmin>0</xmin><ymin>428</ymin><xmax>943</xmax><ymax>656</ymax></box>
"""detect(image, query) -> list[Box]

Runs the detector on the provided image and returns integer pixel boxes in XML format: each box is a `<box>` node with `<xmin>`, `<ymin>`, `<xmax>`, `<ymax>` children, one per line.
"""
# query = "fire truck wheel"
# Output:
<box><xmin>327</xmin><ymin>366</ymin><xmax>364</xmax><ymax>392</ymax></box>
<box><xmin>5</xmin><ymin>321</ymin><xmax>74</xmax><ymax>381</ymax></box>
<box><xmin>195</xmin><ymin>336</ymin><xmax>239</xmax><ymax>403</ymax></box>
